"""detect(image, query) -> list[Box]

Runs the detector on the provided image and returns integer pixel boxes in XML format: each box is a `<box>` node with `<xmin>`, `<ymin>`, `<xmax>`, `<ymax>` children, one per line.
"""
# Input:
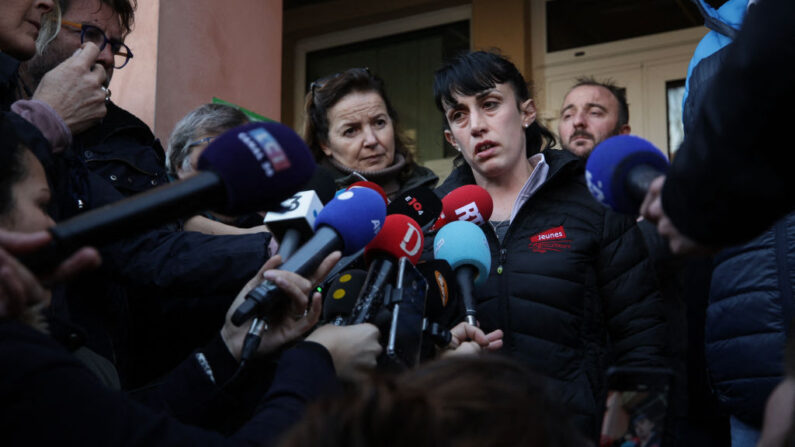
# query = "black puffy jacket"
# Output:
<box><xmin>435</xmin><ymin>149</ymin><xmax>667</xmax><ymax>438</ymax></box>
<box><xmin>705</xmin><ymin>212</ymin><xmax>795</xmax><ymax>427</ymax></box>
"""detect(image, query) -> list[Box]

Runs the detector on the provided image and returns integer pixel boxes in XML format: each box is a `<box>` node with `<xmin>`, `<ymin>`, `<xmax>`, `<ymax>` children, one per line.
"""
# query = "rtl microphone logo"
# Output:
<box><xmin>455</xmin><ymin>202</ymin><xmax>484</xmax><ymax>225</ymax></box>
<box><xmin>399</xmin><ymin>223</ymin><xmax>422</xmax><ymax>257</ymax></box>
<box><xmin>405</xmin><ymin>195</ymin><xmax>424</xmax><ymax>215</ymax></box>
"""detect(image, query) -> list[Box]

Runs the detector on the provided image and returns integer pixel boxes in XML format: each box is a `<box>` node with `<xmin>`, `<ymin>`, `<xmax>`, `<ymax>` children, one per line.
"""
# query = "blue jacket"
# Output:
<box><xmin>682</xmin><ymin>0</ymin><xmax>747</xmax><ymax>134</ymax></box>
<box><xmin>705</xmin><ymin>213</ymin><xmax>795</xmax><ymax>427</ymax></box>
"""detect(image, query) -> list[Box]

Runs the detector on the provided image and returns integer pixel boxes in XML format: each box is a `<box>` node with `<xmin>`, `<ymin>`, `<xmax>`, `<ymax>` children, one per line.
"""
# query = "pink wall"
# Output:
<box><xmin>111</xmin><ymin>0</ymin><xmax>283</xmax><ymax>146</ymax></box>
<box><xmin>109</xmin><ymin>0</ymin><xmax>159</xmax><ymax>131</ymax></box>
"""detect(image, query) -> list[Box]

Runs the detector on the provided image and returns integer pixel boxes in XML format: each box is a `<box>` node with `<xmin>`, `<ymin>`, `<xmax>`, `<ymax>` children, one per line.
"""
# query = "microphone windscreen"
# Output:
<box><xmin>301</xmin><ymin>166</ymin><xmax>337</xmax><ymax>204</ymax></box>
<box><xmin>314</xmin><ymin>187</ymin><xmax>387</xmax><ymax>255</ymax></box>
<box><xmin>387</xmin><ymin>186</ymin><xmax>443</xmax><ymax>228</ymax></box>
<box><xmin>417</xmin><ymin>259</ymin><xmax>461</xmax><ymax>327</ymax></box>
<box><xmin>441</xmin><ymin>185</ymin><xmax>494</xmax><ymax>225</ymax></box>
<box><xmin>585</xmin><ymin>135</ymin><xmax>669</xmax><ymax>214</ymax></box>
<box><xmin>197</xmin><ymin>122</ymin><xmax>316</xmax><ymax>214</ymax></box>
<box><xmin>347</xmin><ymin>181</ymin><xmax>389</xmax><ymax>205</ymax></box>
<box><xmin>434</xmin><ymin>221</ymin><xmax>491</xmax><ymax>286</ymax></box>
<box><xmin>364</xmin><ymin>214</ymin><xmax>424</xmax><ymax>265</ymax></box>
<box><xmin>323</xmin><ymin>269</ymin><xmax>367</xmax><ymax>322</ymax></box>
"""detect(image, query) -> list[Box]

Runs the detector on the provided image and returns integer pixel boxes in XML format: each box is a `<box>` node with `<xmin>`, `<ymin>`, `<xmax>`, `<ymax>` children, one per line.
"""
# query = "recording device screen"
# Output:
<box><xmin>601</xmin><ymin>367</ymin><xmax>673</xmax><ymax>447</ymax></box>
<box><xmin>386</xmin><ymin>257</ymin><xmax>428</xmax><ymax>369</ymax></box>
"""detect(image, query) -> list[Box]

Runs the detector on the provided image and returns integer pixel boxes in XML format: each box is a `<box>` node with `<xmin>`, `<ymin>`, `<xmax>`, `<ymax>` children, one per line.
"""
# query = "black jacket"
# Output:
<box><xmin>0</xmin><ymin>320</ymin><xmax>337</xmax><ymax>446</ymax></box>
<box><xmin>435</xmin><ymin>149</ymin><xmax>667</xmax><ymax>438</ymax></box>
<box><xmin>663</xmin><ymin>0</ymin><xmax>795</xmax><ymax>246</ymax></box>
<box><xmin>705</xmin><ymin>212</ymin><xmax>795</xmax><ymax>427</ymax></box>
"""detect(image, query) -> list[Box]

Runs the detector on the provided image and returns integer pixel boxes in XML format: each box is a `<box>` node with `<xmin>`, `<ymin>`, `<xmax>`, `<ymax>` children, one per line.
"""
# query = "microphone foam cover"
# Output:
<box><xmin>586</xmin><ymin>135</ymin><xmax>670</xmax><ymax>214</ymax></box>
<box><xmin>387</xmin><ymin>186</ymin><xmax>443</xmax><ymax>228</ymax></box>
<box><xmin>197</xmin><ymin>122</ymin><xmax>316</xmax><ymax>214</ymax></box>
<box><xmin>314</xmin><ymin>187</ymin><xmax>386</xmax><ymax>255</ymax></box>
<box><xmin>442</xmin><ymin>185</ymin><xmax>494</xmax><ymax>225</ymax></box>
<box><xmin>434</xmin><ymin>221</ymin><xmax>491</xmax><ymax>287</ymax></box>
<box><xmin>301</xmin><ymin>166</ymin><xmax>337</xmax><ymax>205</ymax></box>
<box><xmin>347</xmin><ymin>181</ymin><xmax>389</xmax><ymax>205</ymax></box>
<box><xmin>364</xmin><ymin>214</ymin><xmax>424</xmax><ymax>265</ymax></box>
<box><xmin>323</xmin><ymin>269</ymin><xmax>367</xmax><ymax>322</ymax></box>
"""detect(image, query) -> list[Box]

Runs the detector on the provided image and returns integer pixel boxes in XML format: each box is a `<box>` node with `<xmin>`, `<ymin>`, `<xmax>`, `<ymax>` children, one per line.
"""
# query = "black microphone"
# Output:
<box><xmin>322</xmin><ymin>269</ymin><xmax>367</xmax><ymax>325</ymax></box>
<box><xmin>22</xmin><ymin>122</ymin><xmax>316</xmax><ymax>273</ymax></box>
<box><xmin>232</xmin><ymin>187</ymin><xmax>387</xmax><ymax>326</ymax></box>
<box><xmin>387</xmin><ymin>186</ymin><xmax>443</xmax><ymax>229</ymax></box>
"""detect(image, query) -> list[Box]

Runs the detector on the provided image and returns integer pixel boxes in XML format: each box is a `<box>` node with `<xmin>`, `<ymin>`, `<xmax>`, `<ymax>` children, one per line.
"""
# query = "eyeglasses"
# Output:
<box><xmin>309</xmin><ymin>67</ymin><xmax>371</xmax><ymax>97</ymax></box>
<box><xmin>60</xmin><ymin>20</ymin><xmax>134</xmax><ymax>69</ymax></box>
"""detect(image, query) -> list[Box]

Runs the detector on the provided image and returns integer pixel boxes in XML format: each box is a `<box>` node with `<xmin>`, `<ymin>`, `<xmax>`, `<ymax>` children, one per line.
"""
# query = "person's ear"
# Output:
<box><xmin>520</xmin><ymin>98</ymin><xmax>537</xmax><ymax>127</ymax></box>
<box><xmin>619</xmin><ymin>124</ymin><xmax>631</xmax><ymax>135</ymax></box>
<box><xmin>320</xmin><ymin>143</ymin><xmax>333</xmax><ymax>157</ymax></box>
<box><xmin>444</xmin><ymin>130</ymin><xmax>460</xmax><ymax>151</ymax></box>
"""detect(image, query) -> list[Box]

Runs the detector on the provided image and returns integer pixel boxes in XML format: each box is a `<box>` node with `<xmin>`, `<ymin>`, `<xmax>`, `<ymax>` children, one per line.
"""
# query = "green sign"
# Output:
<box><xmin>211</xmin><ymin>97</ymin><xmax>273</xmax><ymax>122</ymax></box>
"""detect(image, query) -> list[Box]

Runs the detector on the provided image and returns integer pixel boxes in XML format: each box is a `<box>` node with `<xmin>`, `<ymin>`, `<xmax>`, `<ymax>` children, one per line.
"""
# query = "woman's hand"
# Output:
<box><xmin>221</xmin><ymin>251</ymin><xmax>341</xmax><ymax>361</ymax></box>
<box><xmin>442</xmin><ymin>322</ymin><xmax>503</xmax><ymax>357</ymax></box>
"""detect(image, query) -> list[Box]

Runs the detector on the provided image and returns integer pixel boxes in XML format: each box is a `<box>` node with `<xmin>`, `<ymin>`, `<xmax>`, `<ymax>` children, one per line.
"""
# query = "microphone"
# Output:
<box><xmin>264</xmin><ymin>191</ymin><xmax>323</xmax><ymax>260</ymax></box>
<box><xmin>347</xmin><ymin>214</ymin><xmax>424</xmax><ymax>325</ymax></box>
<box><xmin>431</xmin><ymin>184</ymin><xmax>494</xmax><ymax>230</ymax></box>
<box><xmin>322</xmin><ymin>269</ymin><xmax>367</xmax><ymax>325</ymax></box>
<box><xmin>22</xmin><ymin>122</ymin><xmax>315</xmax><ymax>273</ymax></box>
<box><xmin>264</xmin><ymin>168</ymin><xmax>336</xmax><ymax>259</ymax></box>
<box><xmin>347</xmin><ymin>181</ymin><xmax>389</xmax><ymax>205</ymax></box>
<box><xmin>316</xmin><ymin>186</ymin><xmax>442</xmax><ymax>293</ymax></box>
<box><xmin>416</xmin><ymin>259</ymin><xmax>460</xmax><ymax>351</ymax></box>
<box><xmin>433</xmin><ymin>221</ymin><xmax>491</xmax><ymax>326</ymax></box>
<box><xmin>231</xmin><ymin>186</ymin><xmax>387</xmax><ymax>326</ymax></box>
<box><xmin>387</xmin><ymin>186</ymin><xmax>443</xmax><ymax>229</ymax></box>
<box><xmin>585</xmin><ymin>135</ymin><xmax>670</xmax><ymax>214</ymax></box>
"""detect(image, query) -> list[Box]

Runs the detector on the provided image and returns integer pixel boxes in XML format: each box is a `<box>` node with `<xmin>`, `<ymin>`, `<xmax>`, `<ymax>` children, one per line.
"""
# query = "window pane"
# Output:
<box><xmin>666</xmin><ymin>79</ymin><xmax>685</xmax><ymax>158</ymax></box>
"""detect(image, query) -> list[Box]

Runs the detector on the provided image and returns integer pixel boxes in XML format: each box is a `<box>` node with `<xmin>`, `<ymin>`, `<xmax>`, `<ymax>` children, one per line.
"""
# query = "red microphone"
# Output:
<box><xmin>348</xmin><ymin>181</ymin><xmax>389</xmax><ymax>205</ymax></box>
<box><xmin>349</xmin><ymin>214</ymin><xmax>424</xmax><ymax>324</ymax></box>
<box><xmin>432</xmin><ymin>185</ymin><xmax>494</xmax><ymax>230</ymax></box>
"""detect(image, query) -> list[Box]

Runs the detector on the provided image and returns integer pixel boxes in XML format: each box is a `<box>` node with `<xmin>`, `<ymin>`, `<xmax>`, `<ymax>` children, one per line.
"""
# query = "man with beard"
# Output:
<box><xmin>557</xmin><ymin>77</ymin><xmax>630</xmax><ymax>159</ymax></box>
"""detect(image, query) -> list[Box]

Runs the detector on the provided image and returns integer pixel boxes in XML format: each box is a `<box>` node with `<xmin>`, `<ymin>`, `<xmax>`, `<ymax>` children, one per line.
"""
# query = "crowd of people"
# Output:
<box><xmin>1</xmin><ymin>0</ymin><xmax>793</xmax><ymax>446</ymax></box>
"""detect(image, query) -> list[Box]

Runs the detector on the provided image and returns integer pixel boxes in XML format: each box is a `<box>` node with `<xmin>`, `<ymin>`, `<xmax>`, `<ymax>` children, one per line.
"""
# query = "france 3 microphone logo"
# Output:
<box><xmin>237</xmin><ymin>127</ymin><xmax>291</xmax><ymax>177</ymax></box>
<box><xmin>454</xmin><ymin>201</ymin><xmax>484</xmax><ymax>225</ymax></box>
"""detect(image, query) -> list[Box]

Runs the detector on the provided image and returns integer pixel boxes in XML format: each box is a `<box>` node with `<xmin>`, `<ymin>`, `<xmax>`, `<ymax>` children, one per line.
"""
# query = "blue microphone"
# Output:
<box><xmin>232</xmin><ymin>187</ymin><xmax>387</xmax><ymax>326</ymax></box>
<box><xmin>433</xmin><ymin>221</ymin><xmax>491</xmax><ymax>326</ymax></box>
<box><xmin>585</xmin><ymin>135</ymin><xmax>670</xmax><ymax>214</ymax></box>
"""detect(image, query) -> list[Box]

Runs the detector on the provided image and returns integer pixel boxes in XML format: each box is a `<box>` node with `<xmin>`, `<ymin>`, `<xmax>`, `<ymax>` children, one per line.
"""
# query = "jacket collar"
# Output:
<box><xmin>436</xmin><ymin>148</ymin><xmax>582</xmax><ymax>196</ymax></box>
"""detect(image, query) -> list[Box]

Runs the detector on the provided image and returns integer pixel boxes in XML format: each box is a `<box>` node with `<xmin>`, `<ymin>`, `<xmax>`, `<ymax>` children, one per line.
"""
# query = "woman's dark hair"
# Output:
<box><xmin>302</xmin><ymin>68</ymin><xmax>417</xmax><ymax>176</ymax></box>
<box><xmin>278</xmin><ymin>355</ymin><xmax>585</xmax><ymax>447</ymax></box>
<box><xmin>433</xmin><ymin>50</ymin><xmax>556</xmax><ymax>162</ymax></box>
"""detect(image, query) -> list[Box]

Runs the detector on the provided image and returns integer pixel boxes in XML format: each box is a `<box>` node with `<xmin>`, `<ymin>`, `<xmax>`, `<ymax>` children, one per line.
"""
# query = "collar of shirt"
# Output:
<box><xmin>509</xmin><ymin>153</ymin><xmax>549</xmax><ymax>223</ymax></box>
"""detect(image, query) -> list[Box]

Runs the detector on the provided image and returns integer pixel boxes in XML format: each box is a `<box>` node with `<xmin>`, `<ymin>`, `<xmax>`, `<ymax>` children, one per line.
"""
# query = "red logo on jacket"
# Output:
<box><xmin>529</xmin><ymin>226</ymin><xmax>572</xmax><ymax>253</ymax></box>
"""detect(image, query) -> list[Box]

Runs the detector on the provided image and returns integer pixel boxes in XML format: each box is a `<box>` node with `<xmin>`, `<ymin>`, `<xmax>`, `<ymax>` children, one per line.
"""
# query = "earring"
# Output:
<box><xmin>522</xmin><ymin>123</ymin><xmax>529</xmax><ymax>129</ymax></box>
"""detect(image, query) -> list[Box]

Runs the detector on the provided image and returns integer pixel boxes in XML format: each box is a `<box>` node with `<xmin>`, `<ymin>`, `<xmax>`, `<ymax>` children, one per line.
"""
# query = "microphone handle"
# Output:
<box><xmin>232</xmin><ymin>225</ymin><xmax>342</xmax><ymax>325</ymax></box>
<box><xmin>456</xmin><ymin>264</ymin><xmax>479</xmax><ymax>326</ymax></box>
<box><xmin>347</xmin><ymin>257</ymin><xmax>396</xmax><ymax>325</ymax></box>
<box><xmin>626</xmin><ymin>164</ymin><xmax>664</xmax><ymax>204</ymax></box>
<box><xmin>21</xmin><ymin>172</ymin><xmax>224</xmax><ymax>274</ymax></box>
<box><xmin>277</xmin><ymin>228</ymin><xmax>302</xmax><ymax>260</ymax></box>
